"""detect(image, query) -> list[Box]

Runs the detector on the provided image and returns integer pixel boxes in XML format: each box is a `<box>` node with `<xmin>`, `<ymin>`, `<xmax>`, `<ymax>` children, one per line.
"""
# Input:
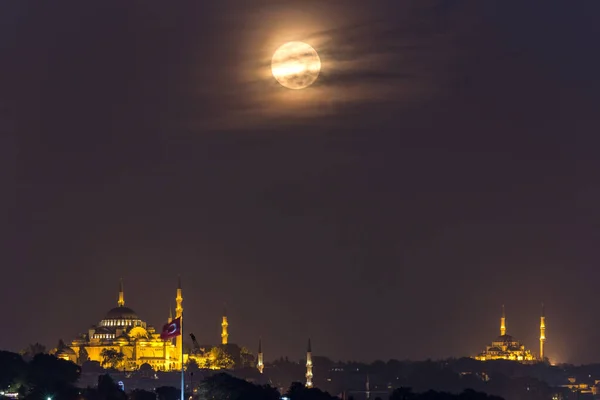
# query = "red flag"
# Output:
<box><xmin>160</xmin><ymin>317</ymin><xmax>181</xmax><ymax>340</ymax></box>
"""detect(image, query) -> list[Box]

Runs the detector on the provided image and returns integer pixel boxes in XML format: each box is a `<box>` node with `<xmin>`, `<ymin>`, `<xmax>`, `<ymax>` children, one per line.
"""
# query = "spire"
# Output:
<box><xmin>257</xmin><ymin>338</ymin><xmax>264</xmax><ymax>374</ymax></box>
<box><xmin>500</xmin><ymin>304</ymin><xmax>506</xmax><ymax>336</ymax></box>
<box><xmin>117</xmin><ymin>279</ymin><xmax>125</xmax><ymax>307</ymax></box>
<box><xmin>541</xmin><ymin>302</ymin><xmax>545</xmax><ymax>317</ymax></box>
<box><xmin>221</xmin><ymin>304</ymin><xmax>229</xmax><ymax>345</ymax></box>
<box><xmin>540</xmin><ymin>302</ymin><xmax>546</xmax><ymax>361</ymax></box>
<box><xmin>168</xmin><ymin>305</ymin><xmax>173</xmax><ymax>323</ymax></box>
<box><xmin>175</xmin><ymin>276</ymin><xmax>183</xmax><ymax>317</ymax></box>
<box><xmin>175</xmin><ymin>276</ymin><xmax>183</xmax><ymax>368</ymax></box>
<box><xmin>306</xmin><ymin>338</ymin><xmax>313</xmax><ymax>388</ymax></box>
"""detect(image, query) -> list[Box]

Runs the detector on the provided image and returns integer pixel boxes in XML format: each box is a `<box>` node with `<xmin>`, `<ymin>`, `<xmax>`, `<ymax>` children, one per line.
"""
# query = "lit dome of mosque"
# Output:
<box><xmin>105</xmin><ymin>306</ymin><xmax>138</xmax><ymax>320</ymax></box>
<box><xmin>56</xmin><ymin>346</ymin><xmax>76</xmax><ymax>356</ymax></box>
<box><xmin>96</xmin><ymin>283</ymin><xmax>146</xmax><ymax>330</ymax></box>
<box><xmin>495</xmin><ymin>334</ymin><xmax>516</xmax><ymax>343</ymax></box>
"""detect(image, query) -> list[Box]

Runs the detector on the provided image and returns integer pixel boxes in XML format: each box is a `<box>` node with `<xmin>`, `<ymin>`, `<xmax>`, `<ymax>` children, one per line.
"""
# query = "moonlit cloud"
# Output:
<box><xmin>185</xmin><ymin>2</ymin><xmax>481</xmax><ymax>132</ymax></box>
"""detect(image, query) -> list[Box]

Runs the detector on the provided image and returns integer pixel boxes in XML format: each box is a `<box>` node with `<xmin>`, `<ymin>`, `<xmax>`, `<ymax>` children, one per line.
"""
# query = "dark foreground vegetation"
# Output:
<box><xmin>0</xmin><ymin>350</ymin><xmax>505</xmax><ymax>400</ymax></box>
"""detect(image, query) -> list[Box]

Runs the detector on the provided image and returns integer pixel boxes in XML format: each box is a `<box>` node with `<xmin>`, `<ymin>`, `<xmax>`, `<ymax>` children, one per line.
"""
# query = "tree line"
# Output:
<box><xmin>0</xmin><ymin>349</ymin><xmax>506</xmax><ymax>400</ymax></box>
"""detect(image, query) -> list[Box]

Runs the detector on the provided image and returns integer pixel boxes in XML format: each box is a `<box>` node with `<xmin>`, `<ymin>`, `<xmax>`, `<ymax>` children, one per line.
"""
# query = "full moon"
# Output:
<box><xmin>271</xmin><ymin>41</ymin><xmax>321</xmax><ymax>90</ymax></box>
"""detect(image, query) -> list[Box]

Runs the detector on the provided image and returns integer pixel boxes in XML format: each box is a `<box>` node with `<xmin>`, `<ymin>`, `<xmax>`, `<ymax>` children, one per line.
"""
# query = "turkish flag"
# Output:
<box><xmin>160</xmin><ymin>317</ymin><xmax>181</xmax><ymax>340</ymax></box>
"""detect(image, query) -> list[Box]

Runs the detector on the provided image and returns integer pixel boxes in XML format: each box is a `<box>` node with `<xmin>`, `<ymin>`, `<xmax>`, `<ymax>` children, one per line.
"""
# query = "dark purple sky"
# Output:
<box><xmin>2</xmin><ymin>1</ymin><xmax>600</xmax><ymax>364</ymax></box>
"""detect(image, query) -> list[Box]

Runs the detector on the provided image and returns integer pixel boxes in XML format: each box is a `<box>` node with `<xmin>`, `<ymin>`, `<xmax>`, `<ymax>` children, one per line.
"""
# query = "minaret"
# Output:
<box><xmin>175</xmin><ymin>277</ymin><xmax>183</xmax><ymax>368</ymax></box>
<box><xmin>305</xmin><ymin>339</ymin><xmax>313</xmax><ymax>388</ymax></box>
<box><xmin>257</xmin><ymin>338</ymin><xmax>264</xmax><ymax>374</ymax></box>
<box><xmin>117</xmin><ymin>279</ymin><xmax>125</xmax><ymax>307</ymax></box>
<box><xmin>221</xmin><ymin>306</ymin><xmax>229</xmax><ymax>345</ymax></box>
<box><xmin>168</xmin><ymin>305</ymin><xmax>173</xmax><ymax>323</ymax></box>
<box><xmin>500</xmin><ymin>304</ymin><xmax>506</xmax><ymax>336</ymax></box>
<box><xmin>366</xmin><ymin>374</ymin><xmax>371</xmax><ymax>400</ymax></box>
<box><xmin>540</xmin><ymin>303</ymin><xmax>546</xmax><ymax>361</ymax></box>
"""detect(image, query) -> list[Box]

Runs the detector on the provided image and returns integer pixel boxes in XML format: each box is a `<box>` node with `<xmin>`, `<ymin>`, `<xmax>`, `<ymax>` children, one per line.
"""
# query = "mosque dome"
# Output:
<box><xmin>105</xmin><ymin>306</ymin><xmax>138</xmax><ymax>320</ymax></box>
<box><xmin>495</xmin><ymin>334</ymin><xmax>516</xmax><ymax>343</ymax></box>
<box><xmin>56</xmin><ymin>346</ymin><xmax>76</xmax><ymax>356</ymax></box>
<box><xmin>54</xmin><ymin>345</ymin><xmax>77</xmax><ymax>362</ymax></box>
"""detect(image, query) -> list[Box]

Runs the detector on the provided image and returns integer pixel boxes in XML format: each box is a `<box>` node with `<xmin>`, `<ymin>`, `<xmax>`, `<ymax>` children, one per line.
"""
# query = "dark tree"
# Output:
<box><xmin>211</xmin><ymin>347</ymin><xmax>234</xmax><ymax>369</ymax></box>
<box><xmin>239</xmin><ymin>347</ymin><xmax>256</xmax><ymax>368</ymax></box>
<box><xmin>100</xmin><ymin>349</ymin><xmax>124</xmax><ymax>369</ymax></box>
<box><xmin>0</xmin><ymin>351</ymin><xmax>27</xmax><ymax>391</ymax></box>
<box><xmin>78</xmin><ymin>347</ymin><xmax>89</xmax><ymax>364</ymax></box>
<box><xmin>131</xmin><ymin>389</ymin><xmax>157</xmax><ymax>400</ymax></box>
<box><xmin>390</xmin><ymin>387</ymin><xmax>415</xmax><ymax>400</ymax></box>
<box><xmin>96</xmin><ymin>374</ymin><xmax>126</xmax><ymax>400</ymax></box>
<box><xmin>20</xmin><ymin>344</ymin><xmax>46</xmax><ymax>359</ymax></box>
<box><xmin>155</xmin><ymin>386</ymin><xmax>179</xmax><ymax>400</ymax></box>
<box><xmin>199</xmin><ymin>373</ymin><xmax>279</xmax><ymax>400</ymax></box>
<box><xmin>24</xmin><ymin>354</ymin><xmax>80</xmax><ymax>400</ymax></box>
<box><xmin>286</xmin><ymin>381</ymin><xmax>338</xmax><ymax>400</ymax></box>
<box><xmin>27</xmin><ymin>353</ymin><xmax>80</xmax><ymax>386</ymax></box>
<box><xmin>186</xmin><ymin>358</ymin><xmax>200</xmax><ymax>373</ymax></box>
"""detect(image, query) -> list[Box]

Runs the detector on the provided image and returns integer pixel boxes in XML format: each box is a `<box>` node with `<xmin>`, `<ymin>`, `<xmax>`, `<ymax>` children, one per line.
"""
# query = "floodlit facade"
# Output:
<box><xmin>54</xmin><ymin>280</ymin><xmax>218</xmax><ymax>371</ymax></box>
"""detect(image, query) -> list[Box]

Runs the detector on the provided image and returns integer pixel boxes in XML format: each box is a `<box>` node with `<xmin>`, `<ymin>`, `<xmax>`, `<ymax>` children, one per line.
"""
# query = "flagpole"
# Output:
<box><xmin>181</xmin><ymin>313</ymin><xmax>185</xmax><ymax>400</ymax></box>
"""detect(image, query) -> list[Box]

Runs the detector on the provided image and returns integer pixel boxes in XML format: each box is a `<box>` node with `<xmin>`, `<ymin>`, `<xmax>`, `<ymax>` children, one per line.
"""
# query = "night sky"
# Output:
<box><xmin>2</xmin><ymin>1</ymin><xmax>600</xmax><ymax>364</ymax></box>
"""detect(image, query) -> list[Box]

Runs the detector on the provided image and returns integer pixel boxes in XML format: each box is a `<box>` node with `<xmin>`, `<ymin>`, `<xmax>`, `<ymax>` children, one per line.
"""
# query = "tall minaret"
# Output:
<box><xmin>168</xmin><ymin>305</ymin><xmax>173</xmax><ymax>323</ymax></box>
<box><xmin>175</xmin><ymin>277</ymin><xmax>183</xmax><ymax>368</ymax></box>
<box><xmin>366</xmin><ymin>374</ymin><xmax>371</xmax><ymax>400</ymax></box>
<box><xmin>540</xmin><ymin>303</ymin><xmax>546</xmax><ymax>361</ymax></box>
<box><xmin>257</xmin><ymin>338</ymin><xmax>264</xmax><ymax>374</ymax></box>
<box><xmin>500</xmin><ymin>304</ymin><xmax>506</xmax><ymax>336</ymax></box>
<box><xmin>117</xmin><ymin>279</ymin><xmax>125</xmax><ymax>307</ymax></box>
<box><xmin>221</xmin><ymin>306</ymin><xmax>229</xmax><ymax>345</ymax></box>
<box><xmin>306</xmin><ymin>339</ymin><xmax>313</xmax><ymax>388</ymax></box>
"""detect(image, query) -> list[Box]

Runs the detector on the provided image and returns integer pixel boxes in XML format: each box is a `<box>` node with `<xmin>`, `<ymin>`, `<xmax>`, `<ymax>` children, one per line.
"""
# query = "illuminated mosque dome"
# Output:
<box><xmin>56</xmin><ymin>346</ymin><xmax>76</xmax><ymax>357</ymax></box>
<box><xmin>495</xmin><ymin>334</ymin><xmax>517</xmax><ymax>344</ymax></box>
<box><xmin>99</xmin><ymin>306</ymin><xmax>145</xmax><ymax>329</ymax></box>
<box><xmin>52</xmin><ymin>340</ymin><xmax>78</xmax><ymax>363</ymax></box>
<box><xmin>89</xmin><ymin>281</ymin><xmax>150</xmax><ymax>341</ymax></box>
<box><xmin>104</xmin><ymin>306</ymin><xmax>138</xmax><ymax>320</ymax></box>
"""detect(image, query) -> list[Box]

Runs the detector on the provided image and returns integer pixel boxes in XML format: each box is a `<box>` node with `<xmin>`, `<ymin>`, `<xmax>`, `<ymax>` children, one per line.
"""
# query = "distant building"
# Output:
<box><xmin>560</xmin><ymin>377</ymin><xmax>600</xmax><ymax>397</ymax></box>
<box><xmin>474</xmin><ymin>304</ymin><xmax>545</xmax><ymax>362</ymax></box>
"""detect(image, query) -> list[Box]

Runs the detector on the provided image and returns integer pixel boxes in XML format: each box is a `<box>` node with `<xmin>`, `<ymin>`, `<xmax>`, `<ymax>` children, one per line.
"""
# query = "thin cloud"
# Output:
<box><xmin>184</xmin><ymin>16</ymin><xmax>461</xmax><ymax>132</ymax></box>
